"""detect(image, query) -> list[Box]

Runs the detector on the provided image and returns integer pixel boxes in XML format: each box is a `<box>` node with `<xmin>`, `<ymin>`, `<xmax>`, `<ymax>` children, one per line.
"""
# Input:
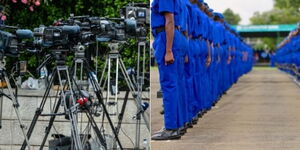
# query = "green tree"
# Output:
<box><xmin>249</xmin><ymin>0</ymin><xmax>300</xmax><ymax>51</ymax></box>
<box><xmin>223</xmin><ymin>8</ymin><xmax>241</xmax><ymax>25</ymax></box>
<box><xmin>250</xmin><ymin>8</ymin><xmax>300</xmax><ymax>25</ymax></box>
<box><xmin>274</xmin><ymin>0</ymin><xmax>300</xmax><ymax>9</ymax></box>
<box><xmin>5</xmin><ymin>0</ymin><xmax>147</xmax><ymax>29</ymax></box>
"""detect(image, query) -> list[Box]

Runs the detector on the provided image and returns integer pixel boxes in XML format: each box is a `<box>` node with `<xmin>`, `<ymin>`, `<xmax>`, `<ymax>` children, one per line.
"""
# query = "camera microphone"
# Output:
<box><xmin>16</xmin><ymin>29</ymin><xmax>33</xmax><ymax>39</ymax></box>
<box><xmin>62</xmin><ymin>25</ymin><xmax>81</xmax><ymax>35</ymax></box>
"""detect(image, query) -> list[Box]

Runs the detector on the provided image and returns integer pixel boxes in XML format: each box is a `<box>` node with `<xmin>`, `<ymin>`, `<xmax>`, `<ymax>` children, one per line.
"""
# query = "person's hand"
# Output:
<box><xmin>206</xmin><ymin>56</ymin><xmax>211</xmax><ymax>67</ymax></box>
<box><xmin>184</xmin><ymin>55</ymin><xmax>189</xmax><ymax>64</ymax></box>
<box><xmin>227</xmin><ymin>56</ymin><xmax>232</xmax><ymax>64</ymax></box>
<box><xmin>165</xmin><ymin>50</ymin><xmax>174</xmax><ymax>65</ymax></box>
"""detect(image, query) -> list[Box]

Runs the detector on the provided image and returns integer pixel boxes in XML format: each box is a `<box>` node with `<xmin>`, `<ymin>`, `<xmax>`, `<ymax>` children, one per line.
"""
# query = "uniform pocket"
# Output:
<box><xmin>153</xmin><ymin>34</ymin><xmax>166</xmax><ymax>65</ymax></box>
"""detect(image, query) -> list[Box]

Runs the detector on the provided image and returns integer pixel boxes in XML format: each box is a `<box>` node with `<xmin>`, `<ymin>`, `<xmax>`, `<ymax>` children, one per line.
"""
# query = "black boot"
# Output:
<box><xmin>160</xmin><ymin>109</ymin><xmax>164</xmax><ymax>115</ymax></box>
<box><xmin>198</xmin><ymin>111</ymin><xmax>204</xmax><ymax>118</ymax></box>
<box><xmin>151</xmin><ymin>129</ymin><xmax>181</xmax><ymax>140</ymax></box>
<box><xmin>179</xmin><ymin>126</ymin><xmax>187</xmax><ymax>136</ymax></box>
<box><xmin>192</xmin><ymin>117</ymin><xmax>198</xmax><ymax>125</ymax></box>
<box><xmin>186</xmin><ymin>122</ymin><xmax>193</xmax><ymax>128</ymax></box>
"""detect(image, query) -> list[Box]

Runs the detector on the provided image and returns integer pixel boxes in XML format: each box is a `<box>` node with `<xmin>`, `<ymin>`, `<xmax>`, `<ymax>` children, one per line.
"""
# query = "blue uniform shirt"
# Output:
<box><xmin>191</xmin><ymin>4</ymin><xmax>201</xmax><ymax>38</ymax></box>
<box><xmin>196</xmin><ymin>9</ymin><xmax>206</xmax><ymax>38</ymax></box>
<box><xmin>184</xmin><ymin>0</ymin><xmax>194</xmax><ymax>36</ymax></box>
<box><xmin>151</xmin><ymin>0</ymin><xmax>184</xmax><ymax>29</ymax></box>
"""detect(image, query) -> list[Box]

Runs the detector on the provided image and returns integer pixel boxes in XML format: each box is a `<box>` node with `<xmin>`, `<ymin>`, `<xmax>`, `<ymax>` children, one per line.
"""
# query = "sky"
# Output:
<box><xmin>209</xmin><ymin>0</ymin><xmax>274</xmax><ymax>25</ymax></box>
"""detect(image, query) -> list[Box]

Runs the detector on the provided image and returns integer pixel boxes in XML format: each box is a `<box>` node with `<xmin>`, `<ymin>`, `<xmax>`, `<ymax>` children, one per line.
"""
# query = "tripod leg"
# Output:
<box><xmin>119</xmin><ymin>59</ymin><xmax>150</xmax><ymax>150</ymax></box>
<box><xmin>115</xmin><ymin>90</ymin><xmax>130</xmax><ymax>135</ymax></box>
<box><xmin>0</xmin><ymin>78</ymin><xmax>3</xmax><ymax>129</ymax></box>
<box><xmin>99</xmin><ymin>58</ymin><xmax>108</xmax><ymax>87</ymax></box>
<box><xmin>134</xmin><ymin>115</ymin><xmax>141</xmax><ymax>149</ymax></box>
<box><xmin>39</xmin><ymin>98</ymin><xmax>62</xmax><ymax>150</ymax></box>
<box><xmin>3</xmin><ymin>71</ymin><xmax>31</xmax><ymax>150</ymax></box>
<box><xmin>85</xmin><ymin>111</ymin><xmax>107</xmax><ymax>149</ymax></box>
<box><xmin>21</xmin><ymin>69</ymin><xmax>58</xmax><ymax>150</ymax></box>
<box><xmin>57</xmin><ymin>67</ymin><xmax>83</xmax><ymax>150</ymax></box>
<box><xmin>113</xmin><ymin>90</ymin><xmax>130</xmax><ymax>149</ymax></box>
<box><xmin>70</xmin><ymin>70</ymin><xmax>109</xmax><ymax>150</ymax></box>
<box><xmin>86</xmin><ymin>65</ymin><xmax>123</xmax><ymax>150</ymax></box>
<box><xmin>119</xmin><ymin>59</ymin><xmax>150</xmax><ymax>130</ymax></box>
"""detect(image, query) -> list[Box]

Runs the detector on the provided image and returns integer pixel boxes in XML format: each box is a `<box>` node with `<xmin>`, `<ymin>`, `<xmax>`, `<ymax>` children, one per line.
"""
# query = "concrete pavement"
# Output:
<box><xmin>151</xmin><ymin>67</ymin><xmax>300</xmax><ymax>150</ymax></box>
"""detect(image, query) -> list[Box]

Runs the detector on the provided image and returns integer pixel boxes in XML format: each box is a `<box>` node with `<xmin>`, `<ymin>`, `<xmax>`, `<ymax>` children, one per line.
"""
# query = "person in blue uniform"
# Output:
<box><xmin>198</xmin><ymin>2</ymin><xmax>213</xmax><ymax>112</ymax></box>
<box><xmin>206</xmin><ymin>8</ymin><xmax>217</xmax><ymax>109</ymax></box>
<box><xmin>184</xmin><ymin>0</ymin><xmax>201</xmax><ymax>127</ymax></box>
<box><xmin>196</xmin><ymin>0</ymin><xmax>210</xmax><ymax>116</ymax></box>
<box><xmin>191</xmin><ymin>0</ymin><xmax>207</xmax><ymax>119</ymax></box>
<box><xmin>151</xmin><ymin>0</ymin><xmax>187</xmax><ymax>140</ymax></box>
<box><xmin>213</xmin><ymin>12</ymin><xmax>225</xmax><ymax>102</ymax></box>
<box><xmin>177</xmin><ymin>0</ymin><xmax>190</xmax><ymax>135</ymax></box>
<box><xmin>274</xmin><ymin>26</ymin><xmax>300</xmax><ymax>80</ymax></box>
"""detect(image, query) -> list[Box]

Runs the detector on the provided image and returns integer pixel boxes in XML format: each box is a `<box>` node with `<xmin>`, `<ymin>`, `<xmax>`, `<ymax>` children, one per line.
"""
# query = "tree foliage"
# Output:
<box><xmin>250</xmin><ymin>8</ymin><xmax>300</xmax><ymax>25</ymax></box>
<box><xmin>223</xmin><ymin>8</ymin><xmax>241</xmax><ymax>25</ymax></box>
<box><xmin>5</xmin><ymin>0</ymin><xmax>147</xmax><ymax>29</ymax></box>
<box><xmin>249</xmin><ymin>0</ymin><xmax>300</xmax><ymax>51</ymax></box>
<box><xmin>274</xmin><ymin>0</ymin><xmax>300</xmax><ymax>9</ymax></box>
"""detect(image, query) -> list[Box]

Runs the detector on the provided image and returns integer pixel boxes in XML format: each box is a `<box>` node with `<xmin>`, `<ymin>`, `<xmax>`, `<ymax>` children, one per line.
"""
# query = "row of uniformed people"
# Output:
<box><xmin>151</xmin><ymin>0</ymin><xmax>253</xmax><ymax>140</ymax></box>
<box><xmin>274</xmin><ymin>25</ymin><xmax>300</xmax><ymax>79</ymax></box>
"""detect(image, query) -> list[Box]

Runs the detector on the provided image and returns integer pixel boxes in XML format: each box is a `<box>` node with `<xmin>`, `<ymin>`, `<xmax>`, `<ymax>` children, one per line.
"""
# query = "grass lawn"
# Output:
<box><xmin>253</xmin><ymin>66</ymin><xmax>277</xmax><ymax>70</ymax></box>
<box><xmin>151</xmin><ymin>66</ymin><xmax>158</xmax><ymax>71</ymax></box>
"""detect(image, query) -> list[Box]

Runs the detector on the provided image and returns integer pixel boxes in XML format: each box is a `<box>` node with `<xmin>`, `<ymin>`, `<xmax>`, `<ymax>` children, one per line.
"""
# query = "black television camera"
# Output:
<box><xmin>121</xmin><ymin>3</ymin><xmax>150</xmax><ymax>26</ymax></box>
<box><xmin>58</xmin><ymin>3</ymin><xmax>150</xmax><ymax>42</ymax></box>
<box><xmin>57</xmin><ymin>16</ymin><xmax>139</xmax><ymax>42</ymax></box>
<box><xmin>0</xmin><ymin>25</ymin><xmax>34</xmax><ymax>59</ymax></box>
<box><xmin>33</xmin><ymin>25</ymin><xmax>84</xmax><ymax>50</ymax></box>
<box><xmin>120</xmin><ymin>3</ymin><xmax>150</xmax><ymax>40</ymax></box>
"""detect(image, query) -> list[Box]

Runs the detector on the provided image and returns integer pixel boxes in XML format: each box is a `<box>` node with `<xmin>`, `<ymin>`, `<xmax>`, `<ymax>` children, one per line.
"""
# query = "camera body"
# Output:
<box><xmin>0</xmin><ymin>30</ymin><xmax>18</xmax><ymax>58</ymax></box>
<box><xmin>34</xmin><ymin>25</ymin><xmax>81</xmax><ymax>49</ymax></box>
<box><xmin>0</xmin><ymin>29</ymin><xmax>34</xmax><ymax>58</ymax></box>
<box><xmin>121</xmin><ymin>3</ymin><xmax>150</xmax><ymax>40</ymax></box>
<box><xmin>29</xmin><ymin>3</ymin><xmax>149</xmax><ymax>53</ymax></box>
<box><xmin>121</xmin><ymin>3</ymin><xmax>150</xmax><ymax>26</ymax></box>
<box><xmin>65</xmin><ymin>16</ymin><xmax>138</xmax><ymax>42</ymax></box>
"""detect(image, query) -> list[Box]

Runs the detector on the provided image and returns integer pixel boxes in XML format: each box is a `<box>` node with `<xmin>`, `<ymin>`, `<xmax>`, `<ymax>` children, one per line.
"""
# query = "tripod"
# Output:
<box><xmin>0</xmin><ymin>58</ymin><xmax>31</xmax><ymax>150</ymax></box>
<box><xmin>99</xmin><ymin>42</ymin><xmax>149</xmax><ymax>150</ymax></box>
<box><xmin>72</xmin><ymin>44</ymin><xmax>126</xmax><ymax>149</ymax></box>
<box><xmin>21</xmin><ymin>50</ymin><xmax>123</xmax><ymax>150</ymax></box>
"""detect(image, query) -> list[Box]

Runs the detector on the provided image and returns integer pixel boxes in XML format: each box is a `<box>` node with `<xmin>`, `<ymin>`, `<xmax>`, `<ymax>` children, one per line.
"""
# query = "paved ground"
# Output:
<box><xmin>151</xmin><ymin>67</ymin><xmax>300</xmax><ymax>150</ymax></box>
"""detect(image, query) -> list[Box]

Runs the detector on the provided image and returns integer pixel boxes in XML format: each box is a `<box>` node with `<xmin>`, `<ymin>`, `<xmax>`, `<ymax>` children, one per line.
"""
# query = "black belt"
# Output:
<box><xmin>154</xmin><ymin>26</ymin><xmax>186</xmax><ymax>37</ymax></box>
<box><xmin>191</xmin><ymin>37</ymin><xmax>199</xmax><ymax>40</ymax></box>
<box><xmin>191</xmin><ymin>35</ymin><xmax>204</xmax><ymax>40</ymax></box>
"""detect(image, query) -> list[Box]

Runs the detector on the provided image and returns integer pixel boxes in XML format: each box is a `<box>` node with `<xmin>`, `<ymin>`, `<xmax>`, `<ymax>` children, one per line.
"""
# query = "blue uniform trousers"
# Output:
<box><xmin>153</xmin><ymin>30</ymin><xmax>187</xmax><ymax>129</ymax></box>
<box><xmin>185</xmin><ymin>39</ymin><xmax>198</xmax><ymax>121</ymax></box>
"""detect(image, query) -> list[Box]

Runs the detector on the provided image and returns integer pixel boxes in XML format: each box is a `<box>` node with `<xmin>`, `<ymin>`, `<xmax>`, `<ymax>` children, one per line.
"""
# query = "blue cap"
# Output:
<box><xmin>214</xmin><ymin>12</ymin><xmax>224</xmax><ymax>19</ymax></box>
<box><xmin>219</xmin><ymin>14</ymin><xmax>224</xmax><ymax>19</ymax></box>
<box><xmin>198</xmin><ymin>0</ymin><xmax>204</xmax><ymax>3</ymax></box>
<box><xmin>213</xmin><ymin>12</ymin><xmax>219</xmax><ymax>17</ymax></box>
<box><xmin>204</xmin><ymin>2</ymin><xmax>208</xmax><ymax>7</ymax></box>
<box><xmin>208</xmin><ymin>8</ymin><xmax>214</xmax><ymax>13</ymax></box>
